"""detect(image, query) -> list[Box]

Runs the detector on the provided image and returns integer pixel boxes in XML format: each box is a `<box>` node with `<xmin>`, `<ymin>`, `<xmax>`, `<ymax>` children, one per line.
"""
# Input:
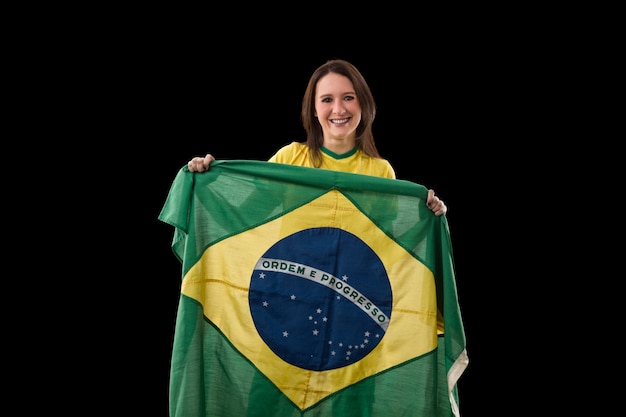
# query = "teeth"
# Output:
<box><xmin>332</xmin><ymin>118</ymin><xmax>348</xmax><ymax>124</ymax></box>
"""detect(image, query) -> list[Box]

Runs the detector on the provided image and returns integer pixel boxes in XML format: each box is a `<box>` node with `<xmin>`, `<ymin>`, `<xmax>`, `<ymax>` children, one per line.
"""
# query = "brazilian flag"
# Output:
<box><xmin>159</xmin><ymin>160</ymin><xmax>468</xmax><ymax>417</ymax></box>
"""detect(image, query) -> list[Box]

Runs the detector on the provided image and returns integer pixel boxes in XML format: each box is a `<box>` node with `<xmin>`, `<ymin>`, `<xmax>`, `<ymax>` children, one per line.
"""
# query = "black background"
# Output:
<box><xmin>14</xmin><ymin>7</ymin><xmax>597</xmax><ymax>413</ymax></box>
<box><xmin>89</xmin><ymin>34</ymin><xmax>537</xmax><ymax>416</ymax></box>
<box><xmin>144</xmin><ymin>52</ymin><xmax>490</xmax><ymax>415</ymax></box>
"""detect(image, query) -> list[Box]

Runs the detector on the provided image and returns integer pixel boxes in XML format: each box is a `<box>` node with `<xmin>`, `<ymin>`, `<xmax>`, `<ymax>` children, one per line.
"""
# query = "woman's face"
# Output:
<box><xmin>314</xmin><ymin>72</ymin><xmax>361</xmax><ymax>143</ymax></box>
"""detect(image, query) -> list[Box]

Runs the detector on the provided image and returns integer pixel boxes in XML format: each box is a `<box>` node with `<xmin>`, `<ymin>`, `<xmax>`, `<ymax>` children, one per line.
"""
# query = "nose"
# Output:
<box><xmin>333</xmin><ymin>102</ymin><xmax>346</xmax><ymax>115</ymax></box>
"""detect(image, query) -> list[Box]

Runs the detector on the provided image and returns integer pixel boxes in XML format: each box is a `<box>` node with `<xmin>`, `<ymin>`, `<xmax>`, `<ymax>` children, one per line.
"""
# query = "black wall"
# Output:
<box><xmin>109</xmin><ymin>45</ymin><xmax>523</xmax><ymax>416</ymax></box>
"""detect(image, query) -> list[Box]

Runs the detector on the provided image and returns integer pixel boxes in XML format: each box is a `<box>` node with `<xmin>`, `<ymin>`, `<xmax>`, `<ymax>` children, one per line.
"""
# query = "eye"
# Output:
<box><xmin>344</xmin><ymin>95</ymin><xmax>355</xmax><ymax>101</ymax></box>
<box><xmin>321</xmin><ymin>97</ymin><xmax>332</xmax><ymax>103</ymax></box>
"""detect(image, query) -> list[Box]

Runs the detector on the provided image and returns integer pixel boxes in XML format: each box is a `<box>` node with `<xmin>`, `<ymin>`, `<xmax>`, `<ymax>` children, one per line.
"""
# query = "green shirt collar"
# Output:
<box><xmin>321</xmin><ymin>146</ymin><xmax>358</xmax><ymax>159</ymax></box>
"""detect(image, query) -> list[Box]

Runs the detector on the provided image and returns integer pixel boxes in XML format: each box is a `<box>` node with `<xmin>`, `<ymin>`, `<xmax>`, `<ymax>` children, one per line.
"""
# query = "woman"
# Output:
<box><xmin>188</xmin><ymin>59</ymin><xmax>447</xmax><ymax>216</ymax></box>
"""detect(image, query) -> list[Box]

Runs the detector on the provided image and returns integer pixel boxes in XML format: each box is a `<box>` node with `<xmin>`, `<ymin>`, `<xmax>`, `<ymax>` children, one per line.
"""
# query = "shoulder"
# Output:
<box><xmin>269</xmin><ymin>141</ymin><xmax>308</xmax><ymax>162</ymax></box>
<box><xmin>373</xmin><ymin>158</ymin><xmax>396</xmax><ymax>179</ymax></box>
<box><xmin>380</xmin><ymin>159</ymin><xmax>396</xmax><ymax>179</ymax></box>
<box><xmin>366</xmin><ymin>153</ymin><xmax>396</xmax><ymax>179</ymax></box>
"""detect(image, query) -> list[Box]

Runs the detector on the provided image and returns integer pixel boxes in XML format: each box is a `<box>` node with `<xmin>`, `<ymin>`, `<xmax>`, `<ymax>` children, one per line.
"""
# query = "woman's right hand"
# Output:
<box><xmin>188</xmin><ymin>154</ymin><xmax>215</xmax><ymax>172</ymax></box>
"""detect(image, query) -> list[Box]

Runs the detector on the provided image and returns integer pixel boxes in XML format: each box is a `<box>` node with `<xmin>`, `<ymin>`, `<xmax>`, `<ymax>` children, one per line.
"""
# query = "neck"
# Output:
<box><xmin>323</xmin><ymin>137</ymin><xmax>356</xmax><ymax>155</ymax></box>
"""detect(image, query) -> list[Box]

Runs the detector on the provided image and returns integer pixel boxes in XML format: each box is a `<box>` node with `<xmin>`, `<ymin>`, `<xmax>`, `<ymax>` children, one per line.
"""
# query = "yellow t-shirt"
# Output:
<box><xmin>268</xmin><ymin>142</ymin><xmax>396</xmax><ymax>179</ymax></box>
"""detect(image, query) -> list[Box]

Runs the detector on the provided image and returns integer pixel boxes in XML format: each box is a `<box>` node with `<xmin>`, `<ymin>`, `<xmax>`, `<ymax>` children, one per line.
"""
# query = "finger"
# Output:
<box><xmin>427</xmin><ymin>189</ymin><xmax>435</xmax><ymax>206</ymax></box>
<box><xmin>426</xmin><ymin>193</ymin><xmax>433</xmax><ymax>208</ymax></box>
<box><xmin>199</xmin><ymin>154</ymin><xmax>214</xmax><ymax>170</ymax></box>
<box><xmin>188</xmin><ymin>158</ymin><xmax>206</xmax><ymax>172</ymax></box>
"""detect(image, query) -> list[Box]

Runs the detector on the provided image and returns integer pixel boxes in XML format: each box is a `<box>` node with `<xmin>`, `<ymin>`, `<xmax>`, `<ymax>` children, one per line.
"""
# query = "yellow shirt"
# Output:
<box><xmin>268</xmin><ymin>142</ymin><xmax>396</xmax><ymax>179</ymax></box>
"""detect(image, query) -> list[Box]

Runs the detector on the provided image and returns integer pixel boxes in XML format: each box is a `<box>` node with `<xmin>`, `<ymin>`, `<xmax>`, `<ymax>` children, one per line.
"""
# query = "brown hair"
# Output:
<box><xmin>301</xmin><ymin>59</ymin><xmax>381</xmax><ymax>168</ymax></box>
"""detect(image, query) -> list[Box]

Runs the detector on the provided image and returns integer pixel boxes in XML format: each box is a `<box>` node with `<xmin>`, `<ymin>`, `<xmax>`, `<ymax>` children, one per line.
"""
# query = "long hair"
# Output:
<box><xmin>301</xmin><ymin>59</ymin><xmax>381</xmax><ymax>168</ymax></box>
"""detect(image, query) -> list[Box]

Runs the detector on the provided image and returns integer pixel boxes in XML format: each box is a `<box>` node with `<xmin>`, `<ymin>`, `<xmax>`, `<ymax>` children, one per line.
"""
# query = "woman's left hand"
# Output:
<box><xmin>427</xmin><ymin>189</ymin><xmax>447</xmax><ymax>217</ymax></box>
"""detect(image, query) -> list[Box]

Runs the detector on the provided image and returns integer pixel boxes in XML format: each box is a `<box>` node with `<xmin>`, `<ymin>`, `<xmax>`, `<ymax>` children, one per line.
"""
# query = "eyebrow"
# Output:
<box><xmin>318</xmin><ymin>91</ymin><xmax>356</xmax><ymax>98</ymax></box>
